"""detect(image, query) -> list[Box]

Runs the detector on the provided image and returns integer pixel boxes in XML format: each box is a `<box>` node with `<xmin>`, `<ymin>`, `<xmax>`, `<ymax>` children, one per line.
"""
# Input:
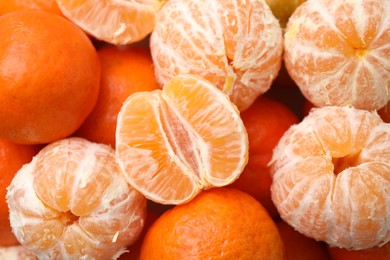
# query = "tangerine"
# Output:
<box><xmin>116</xmin><ymin>74</ymin><xmax>248</xmax><ymax>205</ymax></box>
<box><xmin>0</xmin><ymin>10</ymin><xmax>100</xmax><ymax>144</ymax></box>
<box><xmin>6</xmin><ymin>137</ymin><xmax>146</xmax><ymax>259</ymax></box>
<box><xmin>75</xmin><ymin>45</ymin><xmax>160</xmax><ymax>147</ymax></box>
<box><xmin>0</xmin><ymin>138</ymin><xmax>40</xmax><ymax>246</ymax></box>
<box><xmin>150</xmin><ymin>0</ymin><xmax>283</xmax><ymax>111</ymax></box>
<box><xmin>55</xmin><ymin>0</ymin><xmax>166</xmax><ymax>45</ymax></box>
<box><xmin>229</xmin><ymin>96</ymin><xmax>298</xmax><ymax>218</ymax></box>
<box><xmin>284</xmin><ymin>0</ymin><xmax>390</xmax><ymax>110</ymax></box>
<box><xmin>0</xmin><ymin>0</ymin><xmax>62</xmax><ymax>16</ymax></box>
<box><xmin>140</xmin><ymin>188</ymin><xmax>286</xmax><ymax>259</ymax></box>
<box><xmin>270</xmin><ymin>106</ymin><xmax>390</xmax><ymax>249</ymax></box>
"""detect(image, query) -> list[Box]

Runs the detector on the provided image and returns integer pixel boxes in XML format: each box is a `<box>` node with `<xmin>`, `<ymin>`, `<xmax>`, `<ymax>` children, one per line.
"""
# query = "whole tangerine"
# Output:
<box><xmin>0</xmin><ymin>10</ymin><xmax>100</xmax><ymax>144</ymax></box>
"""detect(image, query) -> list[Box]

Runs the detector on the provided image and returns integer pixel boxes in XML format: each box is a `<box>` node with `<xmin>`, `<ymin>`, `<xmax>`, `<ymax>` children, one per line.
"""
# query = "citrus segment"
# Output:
<box><xmin>284</xmin><ymin>0</ymin><xmax>390</xmax><ymax>110</ymax></box>
<box><xmin>55</xmin><ymin>0</ymin><xmax>166</xmax><ymax>45</ymax></box>
<box><xmin>150</xmin><ymin>0</ymin><xmax>283</xmax><ymax>111</ymax></box>
<box><xmin>116</xmin><ymin>74</ymin><xmax>248</xmax><ymax>204</ymax></box>
<box><xmin>7</xmin><ymin>137</ymin><xmax>146</xmax><ymax>259</ymax></box>
<box><xmin>270</xmin><ymin>106</ymin><xmax>390</xmax><ymax>250</ymax></box>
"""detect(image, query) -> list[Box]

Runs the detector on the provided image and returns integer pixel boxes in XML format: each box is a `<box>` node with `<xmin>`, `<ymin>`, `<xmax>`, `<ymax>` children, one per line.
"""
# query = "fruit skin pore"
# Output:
<box><xmin>0</xmin><ymin>10</ymin><xmax>100</xmax><ymax>144</ymax></box>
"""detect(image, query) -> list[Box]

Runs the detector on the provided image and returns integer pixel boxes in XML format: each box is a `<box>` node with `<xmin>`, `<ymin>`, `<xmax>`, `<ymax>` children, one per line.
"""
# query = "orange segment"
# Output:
<box><xmin>55</xmin><ymin>0</ymin><xmax>166</xmax><ymax>45</ymax></box>
<box><xmin>116</xmin><ymin>74</ymin><xmax>248</xmax><ymax>205</ymax></box>
<box><xmin>6</xmin><ymin>137</ymin><xmax>146</xmax><ymax>259</ymax></box>
<box><xmin>269</xmin><ymin>106</ymin><xmax>390</xmax><ymax>250</ymax></box>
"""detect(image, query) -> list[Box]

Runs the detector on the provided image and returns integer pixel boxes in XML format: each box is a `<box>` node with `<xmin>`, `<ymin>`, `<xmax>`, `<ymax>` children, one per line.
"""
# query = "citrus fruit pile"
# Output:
<box><xmin>0</xmin><ymin>0</ymin><xmax>389</xmax><ymax>259</ymax></box>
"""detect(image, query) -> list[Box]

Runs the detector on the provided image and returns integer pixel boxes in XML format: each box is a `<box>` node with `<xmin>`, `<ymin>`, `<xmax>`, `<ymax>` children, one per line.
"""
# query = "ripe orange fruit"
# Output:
<box><xmin>284</xmin><ymin>0</ymin><xmax>390</xmax><ymax>111</ymax></box>
<box><xmin>0</xmin><ymin>138</ymin><xmax>40</xmax><ymax>246</ymax></box>
<box><xmin>270</xmin><ymin>106</ymin><xmax>390</xmax><ymax>250</ymax></box>
<box><xmin>55</xmin><ymin>0</ymin><xmax>166</xmax><ymax>45</ymax></box>
<box><xmin>75</xmin><ymin>45</ymin><xmax>160</xmax><ymax>147</ymax></box>
<box><xmin>150</xmin><ymin>0</ymin><xmax>283</xmax><ymax>111</ymax></box>
<box><xmin>0</xmin><ymin>10</ymin><xmax>100</xmax><ymax>145</ymax></box>
<box><xmin>6</xmin><ymin>137</ymin><xmax>146</xmax><ymax>259</ymax></box>
<box><xmin>328</xmin><ymin>241</ymin><xmax>390</xmax><ymax>260</ymax></box>
<box><xmin>116</xmin><ymin>74</ymin><xmax>248</xmax><ymax>205</ymax></box>
<box><xmin>276</xmin><ymin>219</ymin><xmax>330</xmax><ymax>260</ymax></box>
<box><xmin>140</xmin><ymin>188</ymin><xmax>286</xmax><ymax>259</ymax></box>
<box><xmin>0</xmin><ymin>0</ymin><xmax>62</xmax><ymax>16</ymax></box>
<box><xmin>228</xmin><ymin>96</ymin><xmax>298</xmax><ymax>218</ymax></box>
<box><xmin>265</xmin><ymin>0</ymin><xmax>306</xmax><ymax>28</ymax></box>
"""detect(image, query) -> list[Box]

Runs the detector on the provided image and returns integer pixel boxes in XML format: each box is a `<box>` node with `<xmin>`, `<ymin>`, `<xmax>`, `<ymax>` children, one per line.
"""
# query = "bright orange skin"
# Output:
<box><xmin>229</xmin><ymin>96</ymin><xmax>298</xmax><ymax>218</ymax></box>
<box><xmin>328</xmin><ymin>242</ymin><xmax>390</xmax><ymax>260</ymax></box>
<box><xmin>140</xmin><ymin>188</ymin><xmax>286</xmax><ymax>259</ymax></box>
<box><xmin>75</xmin><ymin>45</ymin><xmax>160</xmax><ymax>147</ymax></box>
<box><xmin>0</xmin><ymin>10</ymin><xmax>100</xmax><ymax>144</ymax></box>
<box><xmin>0</xmin><ymin>138</ymin><xmax>40</xmax><ymax>246</ymax></box>
<box><xmin>276</xmin><ymin>220</ymin><xmax>330</xmax><ymax>260</ymax></box>
<box><xmin>0</xmin><ymin>0</ymin><xmax>62</xmax><ymax>16</ymax></box>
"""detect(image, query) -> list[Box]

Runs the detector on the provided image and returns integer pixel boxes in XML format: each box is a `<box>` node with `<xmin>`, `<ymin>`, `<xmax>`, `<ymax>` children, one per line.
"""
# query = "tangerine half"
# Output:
<box><xmin>115</xmin><ymin>74</ymin><xmax>248</xmax><ymax>205</ymax></box>
<box><xmin>55</xmin><ymin>0</ymin><xmax>166</xmax><ymax>45</ymax></box>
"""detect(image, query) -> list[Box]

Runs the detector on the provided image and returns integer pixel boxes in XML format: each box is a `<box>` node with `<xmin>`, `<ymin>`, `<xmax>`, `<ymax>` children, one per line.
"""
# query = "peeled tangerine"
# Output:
<box><xmin>150</xmin><ymin>0</ymin><xmax>283</xmax><ymax>111</ymax></box>
<box><xmin>6</xmin><ymin>137</ymin><xmax>146</xmax><ymax>259</ymax></box>
<box><xmin>269</xmin><ymin>106</ymin><xmax>390</xmax><ymax>250</ymax></box>
<box><xmin>284</xmin><ymin>0</ymin><xmax>390</xmax><ymax>111</ymax></box>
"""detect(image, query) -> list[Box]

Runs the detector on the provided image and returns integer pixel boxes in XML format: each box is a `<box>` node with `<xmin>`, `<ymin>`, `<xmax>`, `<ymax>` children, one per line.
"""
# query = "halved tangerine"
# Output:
<box><xmin>115</xmin><ymin>74</ymin><xmax>248</xmax><ymax>205</ymax></box>
<box><xmin>55</xmin><ymin>0</ymin><xmax>166</xmax><ymax>45</ymax></box>
<box><xmin>269</xmin><ymin>106</ymin><xmax>390</xmax><ymax>250</ymax></box>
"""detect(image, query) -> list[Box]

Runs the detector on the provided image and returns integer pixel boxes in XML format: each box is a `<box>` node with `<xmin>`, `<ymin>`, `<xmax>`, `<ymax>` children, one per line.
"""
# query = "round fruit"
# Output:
<box><xmin>0</xmin><ymin>138</ymin><xmax>40</xmax><ymax>246</ymax></box>
<box><xmin>150</xmin><ymin>0</ymin><xmax>283</xmax><ymax>111</ymax></box>
<box><xmin>270</xmin><ymin>105</ymin><xmax>390</xmax><ymax>249</ymax></box>
<box><xmin>0</xmin><ymin>10</ymin><xmax>100</xmax><ymax>144</ymax></box>
<box><xmin>284</xmin><ymin>0</ymin><xmax>390</xmax><ymax>111</ymax></box>
<box><xmin>140</xmin><ymin>188</ymin><xmax>286</xmax><ymax>259</ymax></box>
<box><xmin>228</xmin><ymin>96</ymin><xmax>298</xmax><ymax>218</ymax></box>
<box><xmin>75</xmin><ymin>45</ymin><xmax>160</xmax><ymax>147</ymax></box>
<box><xmin>6</xmin><ymin>137</ymin><xmax>146</xmax><ymax>259</ymax></box>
